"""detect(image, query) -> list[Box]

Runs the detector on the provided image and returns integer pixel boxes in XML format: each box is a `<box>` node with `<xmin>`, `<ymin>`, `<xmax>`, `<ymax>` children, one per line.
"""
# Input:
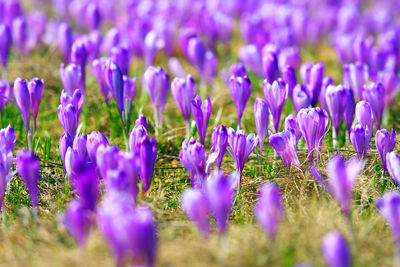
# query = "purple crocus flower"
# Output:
<box><xmin>254</xmin><ymin>183</ymin><xmax>284</xmax><ymax>240</ymax></box>
<box><xmin>85</xmin><ymin>3</ymin><xmax>101</xmax><ymax>30</ymax></box>
<box><xmin>348</xmin><ymin>62</ymin><xmax>369</xmax><ymax>99</ymax></box>
<box><xmin>225</xmin><ymin>63</ymin><xmax>247</xmax><ymax>84</ymax></box>
<box><xmin>16</xmin><ymin>149</ymin><xmax>41</xmax><ymax>212</ymax></box>
<box><xmin>254</xmin><ymin>98</ymin><xmax>269</xmax><ymax>154</ymax></box>
<box><xmin>322</xmin><ymin>231</ymin><xmax>351</xmax><ymax>267</ymax></box>
<box><xmin>13</xmin><ymin>77</ymin><xmax>30</xmax><ymax>132</ymax></box>
<box><xmin>123</xmin><ymin>75</ymin><xmax>135</xmax><ymax>115</ymax></box>
<box><xmin>57</xmin><ymin>22</ymin><xmax>72</xmax><ymax>63</ymax></box>
<box><xmin>191</xmin><ymin>94</ymin><xmax>212</xmax><ymax>145</ymax></box>
<box><xmin>376</xmin><ymin>191</ymin><xmax>400</xmax><ymax>256</ymax></box>
<box><xmin>0</xmin><ymin>24</ymin><xmax>11</xmax><ymax>68</ymax></box>
<box><xmin>104</xmin><ymin>59</ymin><xmax>124</xmax><ymax>117</ymax></box>
<box><xmin>292</xmin><ymin>84</ymin><xmax>311</xmax><ymax>113</ymax></box>
<box><xmin>73</xmin><ymin>133</ymin><xmax>89</xmax><ymax>161</ymax></box>
<box><xmin>0</xmin><ymin>125</ymin><xmax>15</xmax><ymax>152</ymax></box>
<box><xmin>227</xmin><ymin>128</ymin><xmax>257</xmax><ymax>176</ymax></box>
<box><xmin>355</xmin><ymin>100</ymin><xmax>374</xmax><ymax>138</ymax></box>
<box><xmin>269</xmin><ymin>130</ymin><xmax>300</xmax><ymax>168</ymax></box>
<box><xmin>143</xmin><ymin>65</ymin><xmax>170</xmax><ymax>128</ymax></box>
<box><xmin>60</xmin><ymin>63</ymin><xmax>82</xmax><ymax>95</ymax></box>
<box><xmin>362</xmin><ymin>82</ymin><xmax>385</xmax><ymax>129</ymax></box>
<box><xmin>181</xmin><ymin>188</ymin><xmax>210</xmax><ymax>237</ymax></box>
<box><xmin>129</xmin><ymin>122</ymin><xmax>148</xmax><ymax>157</ymax></box>
<box><xmin>205</xmin><ymin>170</ymin><xmax>236</xmax><ymax>233</ymax></box>
<box><xmin>0</xmin><ymin>79</ymin><xmax>11</xmax><ymax>114</ymax></box>
<box><xmin>96</xmin><ymin>144</ymin><xmax>119</xmax><ymax>180</ymax></box>
<box><xmin>210</xmin><ymin>125</ymin><xmax>228</xmax><ymax>171</ymax></box>
<box><xmin>238</xmin><ymin>44</ymin><xmax>263</xmax><ymax>77</ymax></box>
<box><xmin>138</xmin><ymin>135</ymin><xmax>157</xmax><ymax>192</ymax></box>
<box><xmin>344</xmin><ymin>89</ymin><xmax>355</xmax><ymax>134</ymax></box>
<box><xmin>350</xmin><ymin>124</ymin><xmax>370</xmax><ymax>159</ymax></box>
<box><xmin>171</xmin><ymin>74</ymin><xmax>196</xmax><ymax>127</ymax></box>
<box><xmin>325</xmin><ymin>84</ymin><xmax>349</xmax><ymax>148</ymax></box>
<box><xmin>70</xmin><ymin>39</ymin><xmax>87</xmax><ymax>90</ymax></box>
<box><xmin>60</xmin><ymin>199</ymin><xmax>93</xmax><ymax>247</ymax></box>
<box><xmin>319</xmin><ymin>76</ymin><xmax>334</xmax><ymax>111</ymax></box>
<box><xmin>284</xmin><ymin>114</ymin><xmax>302</xmax><ymax>142</ymax></box>
<box><xmin>28</xmin><ymin>77</ymin><xmax>44</xmax><ymax>134</ymax></box>
<box><xmin>59</xmin><ymin>132</ymin><xmax>72</xmax><ymax>170</ymax></box>
<box><xmin>0</xmin><ymin>144</ymin><xmax>13</xmax><ymax>211</ymax></box>
<box><xmin>263</xmin><ymin>80</ymin><xmax>287</xmax><ymax>132</ymax></box>
<box><xmin>91</xmin><ymin>58</ymin><xmax>110</xmax><ymax>103</ymax></box>
<box><xmin>12</xmin><ymin>16</ymin><xmax>28</xmax><ymax>56</ymax></box>
<box><xmin>379</xmin><ymin>70</ymin><xmax>400</xmax><ymax>106</ymax></box>
<box><xmin>58</xmin><ymin>103</ymin><xmax>79</xmax><ymax>140</ymax></box>
<box><xmin>312</xmin><ymin>154</ymin><xmax>364</xmax><ymax>216</ymax></box>
<box><xmin>229</xmin><ymin>75</ymin><xmax>251</xmax><ymax>129</ymax></box>
<box><xmin>282</xmin><ymin>65</ymin><xmax>297</xmax><ymax>99</ymax></box>
<box><xmin>110</xmin><ymin>45</ymin><xmax>130</xmax><ymax>76</ymax></box>
<box><xmin>262</xmin><ymin>50</ymin><xmax>279</xmax><ymax>83</ymax></box>
<box><xmin>376</xmin><ymin>129</ymin><xmax>396</xmax><ymax>175</ymax></box>
<box><xmin>86</xmin><ymin>131</ymin><xmax>109</xmax><ymax>164</ymax></box>
<box><xmin>168</xmin><ymin>57</ymin><xmax>187</xmax><ymax>78</ymax></box>
<box><xmin>297</xmin><ymin>107</ymin><xmax>329</xmax><ymax>163</ymax></box>
<box><xmin>307</xmin><ymin>62</ymin><xmax>324</xmax><ymax>107</ymax></box>
<box><xmin>386</xmin><ymin>152</ymin><xmax>400</xmax><ymax>186</ymax></box>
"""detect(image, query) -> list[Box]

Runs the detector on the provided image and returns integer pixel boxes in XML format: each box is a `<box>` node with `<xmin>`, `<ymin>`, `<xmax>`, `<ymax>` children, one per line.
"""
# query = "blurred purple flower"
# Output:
<box><xmin>86</xmin><ymin>131</ymin><xmax>109</xmax><ymax>164</ymax></box>
<box><xmin>0</xmin><ymin>24</ymin><xmax>11</xmax><ymax>68</ymax></box>
<box><xmin>262</xmin><ymin>50</ymin><xmax>279</xmax><ymax>83</ymax></box>
<box><xmin>60</xmin><ymin>63</ymin><xmax>82</xmax><ymax>95</ymax></box>
<box><xmin>376</xmin><ymin>129</ymin><xmax>396</xmax><ymax>175</ymax></box>
<box><xmin>238</xmin><ymin>44</ymin><xmax>263</xmax><ymax>77</ymax></box>
<box><xmin>322</xmin><ymin>231</ymin><xmax>351</xmax><ymax>267</ymax></box>
<box><xmin>91</xmin><ymin>58</ymin><xmax>110</xmax><ymax>103</ymax></box>
<box><xmin>57</xmin><ymin>22</ymin><xmax>73</xmax><ymax>64</ymax></box>
<box><xmin>292</xmin><ymin>84</ymin><xmax>311</xmax><ymax>113</ymax></box>
<box><xmin>110</xmin><ymin>45</ymin><xmax>131</xmax><ymax>76</ymax></box>
<box><xmin>0</xmin><ymin>79</ymin><xmax>11</xmax><ymax>114</ymax></box>
<box><xmin>171</xmin><ymin>74</ymin><xmax>196</xmax><ymax>124</ymax></box>
<box><xmin>362</xmin><ymin>82</ymin><xmax>385</xmax><ymax>129</ymax></box>
<box><xmin>282</xmin><ymin>65</ymin><xmax>297</xmax><ymax>99</ymax></box>
<box><xmin>181</xmin><ymin>188</ymin><xmax>210</xmax><ymax>237</ymax></box>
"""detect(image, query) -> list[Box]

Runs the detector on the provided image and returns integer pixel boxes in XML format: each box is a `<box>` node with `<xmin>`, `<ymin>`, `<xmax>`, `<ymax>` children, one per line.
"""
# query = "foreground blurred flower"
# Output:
<box><xmin>254</xmin><ymin>98</ymin><xmax>269</xmax><ymax>154</ymax></box>
<box><xmin>376</xmin><ymin>191</ymin><xmax>400</xmax><ymax>260</ymax></box>
<box><xmin>60</xmin><ymin>63</ymin><xmax>82</xmax><ymax>95</ymax></box>
<box><xmin>191</xmin><ymin>95</ymin><xmax>212</xmax><ymax>145</ymax></box>
<box><xmin>263</xmin><ymin>80</ymin><xmax>287</xmax><ymax>132</ymax></box>
<box><xmin>143</xmin><ymin>66</ymin><xmax>169</xmax><ymax>129</ymax></box>
<box><xmin>181</xmin><ymin>188</ymin><xmax>210</xmax><ymax>237</ymax></box>
<box><xmin>376</xmin><ymin>129</ymin><xmax>396</xmax><ymax>176</ymax></box>
<box><xmin>310</xmin><ymin>154</ymin><xmax>364</xmax><ymax>216</ymax></box>
<box><xmin>255</xmin><ymin>183</ymin><xmax>284</xmax><ymax>240</ymax></box>
<box><xmin>16</xmin><ymin>149</ymin><xmax>40</xmax><ymax>215</ymax></box>
<box><xmin>269</xmin><ymin>130</ymin><xmax>300</xmax><ymax>168</ymax></box>
<box><xmin>325</xmin><ymin>84</ymin><xmax>349</xmax><ymax>148</ymax></box>
<box><xmin>362</xmin><ymin>82</ymin><xmax>385</xmax><ymax>129</ymax></box>
<box><xmin>350</xmin><ymin>124</ymin><xmax>370</xmax><ymax>159</ymax></box>
<box><xmin>171</xmin><ymin>74</ymin><xmax>196</xmax><ymax>136</ymax></box>
<box><xmin>97</xmin><ymin>194</ymin><xmax>157</xmax><ymax>266</ymax></box>
<box><xmin>229</xmin><ymin>75</ymin><xmax>251</xmax><ymax>129</ymax></box>
<box><xmin>210</xmin><ymin>125</ymin><xmax>228</xmax><ymax>171</ymax></box>
<box><xmin>297</xmin><ymin>107</ymin><xmax>329</xmax><ymax>164</ymax></box>
<box><xmin>322</xmin><ymin>231</ymin><xmax>351</xmax><ymax>267</ymax></box>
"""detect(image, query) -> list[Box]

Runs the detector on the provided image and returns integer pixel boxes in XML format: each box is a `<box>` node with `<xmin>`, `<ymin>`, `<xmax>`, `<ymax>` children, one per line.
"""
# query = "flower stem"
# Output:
<box><xmin>186</xmin><ymin>120</ymin><xmax>191</xmax><ymax>140</ymax></box>
<box><xmin>333</xmin><ymin>128</ymin><xmax>338</xmax><ymax>149</ymax></box>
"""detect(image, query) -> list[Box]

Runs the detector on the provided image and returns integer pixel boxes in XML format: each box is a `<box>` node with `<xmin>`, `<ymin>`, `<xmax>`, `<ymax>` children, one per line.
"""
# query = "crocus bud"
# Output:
<box><xmin>70</xmin><ymin>39</ymin><xmax>87</xmax><ymax>89</ymax></box>
<box><xmin>325</xmin><ymin>85</ymin><xmax>348</xmax><ymax>137</ymax></box>
<box><xmin>96</xmin><ymin>144</ymin><xmax>119</xmax><ymax>179</ymax></box>
<box><xmin>60</xmin><ymin>63</ymin><xmax>82</xmax><ymax>95</ymax></box>
<box><xmin>376</xmin><ymin>129</ymin><xmax>396</xmax><ymax>174</ymax></box>
<box><xmin>386</xmin><ymin>152</ymin><xmax>400</xmax><ymax>186</ymax></box>
<box><xmin>0</xmin><ymin>146</ymin><xmax>13</xmax><ymax>210</ymax></box>
<box><xmin>143</xmin><ymin>66</ymin><xmax>170</xmax><ymax>128</ymax></box>
<box><xmin>205</xmin><ymin>170</ymin><xmax>236</xmax><ymax>233</ymax></box>
<box><xmin>210</xmin><ymin>125</ymin><xmax>228</xmax><ymax>170</ymax></box>
<box><xmin>0</xmin><ymin>24</ymin><xmax>11</xmax><ymax>68</ymax></box>
<box><xmin>129</xmin><ymin>124</ymin><xmax>148</xmax><ymax>157</ymax></box>
<box><xmin>12</xmin><ymin>16</ymin><xmax>28</xmax><ymax>56</ymax></box>
<box><xmin>59</xmin><ymin>132</ymin><xmax>72</xmax><ymax>169</ymax></box>
<box><xmin>355</xmin><ymin>100</ymin><xmax>374</xmax><ymax>137</ymax></box>
<box><xmin>87</xmin><ymin>131</ymin><xmax>109</xmax><ymax>164</ymax></box>
<box><xmin>254</xmin><ymin>98</ymin><xmax>269</xmax><ymax>154</ymax></box>
<box><xmin>292</xmin><ymin>84</ymin><xmax>311</xmax><ymax>113</ymax></box>
<box><xmin>171</xmin><ymin>74</ymin><xmax>196</xmax><ymax>123</ymax></box>
<box><xmin>143</xmin><ymin>30</ymin><xmax>165</xmax><ymax>66</ymax></box>
<box><xmin>284</xmin><ymin>114</ymin><xmax>302</xmax><ymax>141</ymax></box>
<box><xmin>0</xmin><ymin>124</ymin><xmax>15</xmax><ymax>152</ymax></box>
<box><xmin>300</xmin><ymin>62</ymin><xmax>312</xmax><ymax>85</ymax></box>
<box><xmin>376</xmin><ymin>191</ymin><xmax>400</xmax><ymax>248</ymax></box>
<box><xmin>362</xmin><ymin>82</ymin><xmax>385</xmax><ymax>129</ymax></box>
<box><xmin>138</xmin><ymin>135</ymin><xmax>157</xmax><ymax>192</ymax></box>
<box><xmin>179</xmin><ymin>138</ymin><xmax>208</xmax><ymax>187</ymax></box>
<box><xmin>322</xmin><ymin>231</ymin><xmax>351</xmax><ymax>267</ymax></box>
<box><xmin>350</xmin><ymin>124</ymin><xmax>370</xmax><ymax>159</ymax></box>
<box><xmin>73</xmin><ymin>133</ymin><xmax>89</xmax><ymax>161</ymax></box>
<box><xmin>0</xmin><ymin>79</ymin><xmax>11</xmax><ymax>114</ymax></box>
<box><xmin>263</xmin><ymin>80</ymin><xmax>287</xmax><ymax>132</ymax></box>
<box><xmin>16</xmin><ymin>149</ymin><xmax>41</xmax><ymax>209</ymax></box>
<box><xmin>227</xmin><ymin>128</ymin><xmax>257</xmax><ymax>174</ymax></box>
<box><xmin>60</xmin><ymin>199</ymin><xmax>92</xmax><ymax>247</ymax></box>
<box><xmin>191</xmin><ymin>95</ymin><xmax>212</xmax><ymax>145</ymax></box>
<box><xmin>238</xmin><ymin>44</ymin><xmax>263</xmax><ymax>77</ymax></box>
<box><xmin>269</xmin><ymin>129</ymin><xmax>300</xmax><ymax>168</ymax></box>
<box><xmin>85</xmin><ymin>3</ymin><xmax>101</xmax><ymax>30</ymax></box>
<box><xmin>229</xmin><ymin>75</ymin><xmax>252</xmax><ymax>129</ymax></box>
<box><xmin>91</xmin><ymin>58</ymin><xmax>110</xmax><ymax>103</ymax></box>
<box><xmin>57</xmin><ymin>22</ymin><xmax>72</xmax><ymax>63</ymax></box>
<box><xmin>13</xmin><ymin>77</ymin><xmax>30</xmax><ymax>132</ymax></box>
<box><xmin>262</xmin><ymin>50</ymin><xmax>279</xmax><ymax>83</ymax></box>
<box><xmin>319</xmin><ymin>76</ymin><xmax>334</xmax><ymax>111</ymax></box>
<box><xmin>307</xmin><ymin>62</ymin><xmax>324</xmax><ymax>107</ymax></box>
<box><xmin>181</xmin><ymin>188</ymin><xmax>210</xmax><ymax>237</ymax></box>
<box><xmin>187</xmin><ymin>37</ymin><xmax>206</xmax><ymax>72</ymax></box>
<box><xmin>344</xmin><ymin>89</ymin><xmax>355</xmax><ymax>133</ymax></box>
<box><xmin>282</xmin><ymin>65</ymin><xmax>297</xmax><ymax>99</ymax></box>
<box><xmin>28</xmin><ymin>77</ymin><xmax>44</xmax><ymax>131</ymax></box>
<box><xmin>58</xmin><ymin>104</ymin><xmax>78</xmax><ymax>140</ymax></box>
<box><xmin>255</xmin><ymin>183</ymin><xmax>284</xmax><ymax>239</ymax></box>
<box><xmin>110</xmin><ymin>45</ymin><xmax>130</xmax><ymax>75</ymax></box>
<box><xmin>104</xmin><ymin>60</ymin><xmax>124</xmax><ymax>117</ymax></box>
<box><xmin>297</xmin><ymin>107</ymin><xmax>329</xmax><ymax>163</ymax></box>
<box><xmin>123</xmin><ymin>75</ymin><xmax>135</xmax><ymax>115</ymax></box>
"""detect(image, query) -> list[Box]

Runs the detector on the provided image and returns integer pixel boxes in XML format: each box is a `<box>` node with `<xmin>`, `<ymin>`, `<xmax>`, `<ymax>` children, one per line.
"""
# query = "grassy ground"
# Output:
<box><xmin>0</xmin><ymin>32</ymin><xmax>399</xmax><ymax>267</ymax></box>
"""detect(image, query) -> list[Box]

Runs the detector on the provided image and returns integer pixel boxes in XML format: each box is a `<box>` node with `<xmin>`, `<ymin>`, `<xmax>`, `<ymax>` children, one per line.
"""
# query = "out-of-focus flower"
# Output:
<box><xmin>322</xmin><ymin>231</ymin><xmax>351</xmax><ymax>267</ymax></box>
<box><xmin>181</xmin><ymin>188</ymin><xmax>210</xmax><ymax>237</ymax></box>
<box><xmin>292</xmin><ymin>84</ymin><xmax>311</xmax><ymax>113</ymax></box>
<box><xmin>171</xmin><ymin>74</ymin><xmax>196</xmax><ymax>124</ymax></box>
<box><xmin>60</xmin><ymin>63</ymin><xmax>82</xmax><ymax>95</ymax></box>
<box><xmin>376</xmin><ymin>129</ymin><xmax>396</xmax><ymax>175</ymax></box>
<box><xmin>362</xmin><ymin>82</ymin><xmax>385</xmax><ymax>129</ymax></box>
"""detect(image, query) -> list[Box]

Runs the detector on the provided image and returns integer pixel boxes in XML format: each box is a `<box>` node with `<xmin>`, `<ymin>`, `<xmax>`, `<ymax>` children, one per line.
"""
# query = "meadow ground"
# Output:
<box><xmin>0</xmin><ymin>37</ymin><xmax>399</xmax><ymax>267</ymax></box>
